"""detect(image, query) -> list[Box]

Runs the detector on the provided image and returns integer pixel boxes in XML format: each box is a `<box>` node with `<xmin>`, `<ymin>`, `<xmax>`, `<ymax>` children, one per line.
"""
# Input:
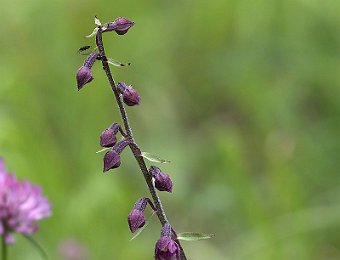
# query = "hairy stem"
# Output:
<box><xmin>96</xmin><ymin>29</ymin><xmax>187</xmax><ymax>259</ymax></box>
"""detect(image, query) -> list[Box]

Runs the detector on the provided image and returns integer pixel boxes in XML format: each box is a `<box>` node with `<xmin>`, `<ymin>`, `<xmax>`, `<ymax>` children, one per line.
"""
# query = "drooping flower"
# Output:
<box><xmin>128</xmin><ymin>209</ymin><xmax>145</xmax><ymax>233</ymax></box>
<box><xmin>103</xmin><ymin>150</ymin><xmax>121</xmax><ymax>172</ymax></box>
<box><xmin>76</xmin><ymin>52</ymin><xmax>100</xmax><ymax>90</ymax></box>
<box><xmin>76</xmin><ymin>66</ymin><xmax>93</xmax><ymax>90</ymax></box>
<box><xmin>0</xmin><ymin>158</ymin><xmax>51</xmax><ymax>244</ymax></box>
<box><xmin>103</xmin><ymin>138</ymin><xmax>131</xmax><ymax>172</ymax></box>
<box><xmin>100</xmin><ymin>123</ymin><xmax>120</xmax><ymax>147</ymax></box>
<box><xmin>127</xmin><ymin>197</ymin><xmax>156</xmax><ymax>233</ymax></box>
<box><xmin>117</xmin><ymin>82</ymin><xmax>141</xmax><ymax>106</ymax></box>
<box><xmin>149</xmin><ymin>166</ymin><xmax>173</xmax><ymax>193</ymax></box>
<box><xmin>155</xmin><ymin>223</ymin><xmax>180</xmax><ymax>260</ymax></box>
<box><xmin>102</xmin><ymin>17</ymin><xmax>134</xmax><ymax>35</ymax></box>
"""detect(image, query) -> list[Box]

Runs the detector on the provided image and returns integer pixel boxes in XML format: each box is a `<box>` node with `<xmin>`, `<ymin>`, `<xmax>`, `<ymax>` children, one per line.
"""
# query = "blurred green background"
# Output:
<box><xmin>1</xmin><ymin>0</ymin><xmax>340</xmax><ymax>259</ymax></box>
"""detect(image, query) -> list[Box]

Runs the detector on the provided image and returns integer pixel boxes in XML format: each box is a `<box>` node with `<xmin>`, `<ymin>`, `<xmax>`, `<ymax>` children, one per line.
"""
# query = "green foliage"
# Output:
<box><xmin>1</xmin><ymin>0</ymin><xmax>340</xmax><ymax>259</ymax></box>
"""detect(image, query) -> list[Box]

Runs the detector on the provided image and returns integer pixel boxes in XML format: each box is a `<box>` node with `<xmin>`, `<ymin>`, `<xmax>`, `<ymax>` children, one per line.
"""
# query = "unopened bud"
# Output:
<box><xmin>102</xmin><ymin>138</ymin><xmax>131</xmax><ymax>172</ymax></box>
<box><xmin>149</xmin><ymin>166</ymin><xmax>173</xmax><ymax>193</ymax></box>
<box><xmin>155</xmin><ymin>223</ymin><xmax>180</xmax><ymax>260</ymax></box>
<box><xmin>102</xmin><ymin>17</ymin><xmax>134</xmax><ymax>35</ymax></box>
<box><xmin>76</xmin><ymin>66</ymin><xmax>93</xmax><ymax>90</ymax></box>
<box><xmin>117</xmin><ymin>82</ymin><xmax>140</xmax><ymax>106</ymax></box>
<box><xmin>128</xmin><ymin>209</ymin><xmax>145</xmax><ymax>233</ymax></box>
<box><xmin>127</xmin><ymin>197</ymin><xmax>156</xmax><ymax>233</ymax></box>
<box><xmin>100</xmin><ymin>129</ymin><xmax>117</xmax><ymax>147</ymax></box>
<box><xmin>100</xmin><ymin>123</ymin><xmax>120</xmax><ymax>147</ymax></box>
<box><xmin>76</xmin><ymin>53</ymin><xmax>99</xmax><ymax>90</ymax></box>
<box><xmin>103</xmin><ymin>150</ymin><xmax>121</xmax><ymax>172</ymax></box>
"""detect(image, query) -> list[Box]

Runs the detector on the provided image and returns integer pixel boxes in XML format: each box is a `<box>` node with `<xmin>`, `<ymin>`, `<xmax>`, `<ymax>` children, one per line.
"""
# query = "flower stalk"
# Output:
<box><xmin>77</xmin><ymin>17</ymin><xmax>187</xmax><ymax>259</ymax></box>
<box><xmin>95</xmin><ymin>26</ymin><xmax>187</xmax><ymax>259</ymax></box>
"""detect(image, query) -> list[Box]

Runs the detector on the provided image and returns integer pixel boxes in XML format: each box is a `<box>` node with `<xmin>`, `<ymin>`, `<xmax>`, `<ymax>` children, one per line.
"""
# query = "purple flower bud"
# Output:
<box><xmin>102</xmin><ymin>17</ymin><xmax>134</xmax><ymax>35</ymax></box>
<box><xmin>127</xmin><ymin>197</ymin><xmax>156</xmax><ymax>233</ymax></box>
<box><xmin>149</xmin><ymin>166</ymin><xmax>173</xmax><ymax>193</ymax></box>
<box><xmin>100</xmin><ymin>129</ymin><xmax>117</xmax><ymax>147</ymax></box>
<box><xmin>155</xmin><ymin>223</ymin><xmax>180</xmax><ymax>260</ymax></box>
<box><xmin>100</xmin><ymin>123</ymin><xmax>120</xmax><ymax>147</ymax></box>
<box><xmin>76</xmin><ymin>66</ymin><xmax>93</xmax><ymax>90</ymax></box>
<box><xmin>128</xmin><ymin>209</ymin><xmax>145</xmax><ymax>233</ymax></box>
<box><xmin>102</xmin><ymin>139</ymin><xmax>131</xmax><ymax>172</ymax></box>
<box><xmin>103</xmin><ymin>150</ymin><xmax>121</xmax><ymax>172</ymax></box>
<box><xmin>76</xmin><ymin>53</ymin><xmax>100</xmax><ymax>90</ymax></box>
<box><xmin>117</xmin><ymin>82</ymin><xmax>140</xmax><ymax>106</ymax></box>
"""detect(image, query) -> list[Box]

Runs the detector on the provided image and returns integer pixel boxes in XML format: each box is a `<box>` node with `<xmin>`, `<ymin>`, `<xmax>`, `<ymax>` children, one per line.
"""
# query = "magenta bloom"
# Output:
<box><xmin>0</xmin><ymin>158</ymin><xmax>51</xmax><ymax>244</ymax></box>
<box><xmin>155</xmin><ymin>223</ymin><xmax>180</xmax><ymax>260</ymax></box>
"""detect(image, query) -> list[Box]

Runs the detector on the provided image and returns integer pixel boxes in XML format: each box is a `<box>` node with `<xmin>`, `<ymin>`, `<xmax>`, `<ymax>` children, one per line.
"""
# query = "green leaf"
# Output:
<box><xmin>176</xmin><ymin>232</ymin><xmax>215</xmax><ymax>241</ymax></box>
<box><xmin>94</xmin><ymin>16</ymin><xmax>101</xmax><ymax>26</ymax></box>
<box><xmin>107</xmin><ymin>58</ymin><xmax>131</xmax><ymax>67</ymax></box>
<box><xmin>85</xmin><ymin>27</ymin><xmax>99</xmax><ymax>38</ymax></box>
<box><xmin>130</xmin><ymin>211</ymin><xmax>156</xmax><ymax>241</ymax></box>
<box><xmin>141</xmin><ymin>152</ymin><xmax>171</xmax><ymax>164</ymax></box>
<box><xmin>22</xmin><ymin>235</ymin><xmax>48</xmax><ymax>259</ymax></box>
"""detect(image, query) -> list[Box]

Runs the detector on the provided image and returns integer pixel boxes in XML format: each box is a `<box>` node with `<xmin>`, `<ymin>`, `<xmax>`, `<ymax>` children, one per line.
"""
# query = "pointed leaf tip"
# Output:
<box><xmin>94</xmin><ymin>16</ymin><xmax>101</xmax><ymax>26</ymax></box>
<box><xmin>141</xmin><ymin>152</ymin><xmax>170</xmax><ymax>164</ymax></box>
<box><xmin>85</xmin><ymin>27</ymin><xmax>99</xmax><ymax>38</ymax></box>
<box><xmin>107</xmin><ymin>58</ymin><xmax>131</xmax><ymax>67</ymax></box>
<box><xmin>177</xmin><ymin>232</ymin><xmax>215</xmax><ymax>241</ymax></box>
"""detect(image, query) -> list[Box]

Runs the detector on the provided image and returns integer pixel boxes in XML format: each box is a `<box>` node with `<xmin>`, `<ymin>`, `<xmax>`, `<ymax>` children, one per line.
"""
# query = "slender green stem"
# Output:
<box><xmin>2</xmin><ymin>234</ymin><xmax>7</xmax><ymax>260</ymax></box>
<box><xmin>96</xmin><ymin>28</ymin><xmax>187</xmax><ymax>260</ymax></box>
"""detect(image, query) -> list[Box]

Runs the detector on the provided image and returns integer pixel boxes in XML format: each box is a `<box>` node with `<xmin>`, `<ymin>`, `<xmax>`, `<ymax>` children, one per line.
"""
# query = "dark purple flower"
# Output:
<box><xmin>76</xmin><ymin>53</ymin><xmax>100</xmax><ymax>90</ymax></box>
<box><xmin>100</xmin><ymin>129</ymin><xmax>117</xmax><ymax>147</ymax></box>
<box><xmin>127</xmin><ymin>197</ymin><xmax>156</xmax><ymax>233</ymax></box>
<box><xmin>128</xmin><ymin>209</ymin><xmax>145</xmax><ymax>233</ymax></box>
<box><xmin>76</xmin><ymin>66</ymin><xmax>93</xmax><ymax>90</ymax></box>
<box><xmin>149</xmin><ymin>166</ymin><xmax>173</xmax><ymax>193</ymax></box>
<box><xmin>102</xmin><ymin>17</ymin><xmax>134</xmax><ymax>35</ymax></box>
<box><xmin>155</xmin><ymin>223</ymin><xmax>180</xmax><ymax>260</ymax></box>
<box><xmin>117</xmin><ymin>82</ymin><xmax>140</xmax><ymax>106</ymax></box>
<box><xmin>0</xmin><ymin>158</ymin><xmax>51</xmax><ymax>244</ymax></box>
<box><xmin>100</xmin><ymin>123</ymin><xmax>120</xmax><ymax>147</ymax></box>
<box><xmin>103</xmin><ymin>138</ymin><xmax>131</xmax><ymax>172</ymax></box>
<box><xmin>103</xmin><ymin>150</ymin><xmax>121</xmax><ymax>172</ymax></box>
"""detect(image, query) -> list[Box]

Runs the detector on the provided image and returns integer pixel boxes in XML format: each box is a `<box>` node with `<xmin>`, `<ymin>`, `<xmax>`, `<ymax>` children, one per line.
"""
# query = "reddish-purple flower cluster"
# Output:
<box><xmin>0</xmin><ymin>159</ymin><xmax>51</xmax><ymax>244</ymax></box>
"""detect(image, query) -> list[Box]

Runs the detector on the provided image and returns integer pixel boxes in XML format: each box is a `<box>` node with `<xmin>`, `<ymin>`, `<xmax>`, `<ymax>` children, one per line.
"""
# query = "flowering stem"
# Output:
<box><xmin>1</xmin><ymin>234</ymin><xmax>7</xmax><ymax>260</ymax></box>
<box><xmin>95</xmin><ymin>29</ymin><xmax>187</xmax><ymax>260</ymax></box>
